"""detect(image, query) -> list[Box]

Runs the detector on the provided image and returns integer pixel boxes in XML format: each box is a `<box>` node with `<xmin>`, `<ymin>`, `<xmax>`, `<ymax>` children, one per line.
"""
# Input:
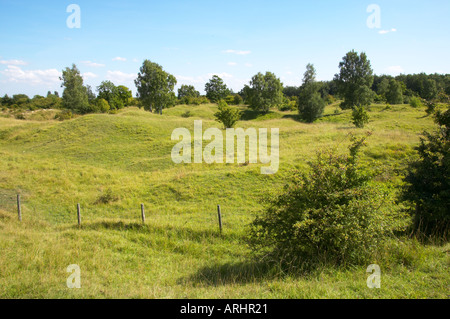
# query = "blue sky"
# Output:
<box><xmin>0</xmin><ymin>0</ymin><xmax>449</xmax><ymax>97</ymax></box>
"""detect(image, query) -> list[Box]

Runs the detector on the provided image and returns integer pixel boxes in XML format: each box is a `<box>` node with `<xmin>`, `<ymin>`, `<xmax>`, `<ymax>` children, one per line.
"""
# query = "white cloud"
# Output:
<box><xmin>385</xmin><ymin>65</ymin><xmax>405</xmax><ymax>75</ymax></box>
<box><xmin>227</xmin><ymin>62</ymin><xmax>237</xmax><ymax>66</ymax></box>
<box><xmin>0</xmin><ymin>59</ymin><xmax>28</xmax><ymax>66</ymax></box>
<box><xmin>82</xmin><ymin>72</ymin><xmax>98</xmax><ymax>80</ymax></box>
<box><xmin>379</xmin><ymin>28</ymin><xmax>397</xmax><ymax>35</ymax></box>
<box><xmin>112</xmin><ymin>57</ymin><xmax>127</xmax><ymax>62</ymax></box>
<box><xmin>106</xmin><ymin>70</ymin><xmax>135</xmax><ymax>84</ymax></box>
<box><xmin>81</xmin><ymin>61</ymin><xmax>105</xmax><ymax>68</ymax></box>
<box><xmin>245</xmin><ymin>63</ymin><xmax>253</xmax><ymax>68</ymax></box>
<box><xmin>224</xmin><ymin>49</ymin><xmax>251</xmax><ymax>55</ymax></box>
<box><xmin>0</xmin><ymin>65</ymin><xmax>60</xmax><ymax>85</ymax></box>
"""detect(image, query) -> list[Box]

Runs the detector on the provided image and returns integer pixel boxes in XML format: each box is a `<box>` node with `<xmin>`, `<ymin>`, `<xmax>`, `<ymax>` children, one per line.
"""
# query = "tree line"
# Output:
<box><xmin>1</xmin><ymin>51</ymin><xmax>449</xmax><ymax>125</ymax></box>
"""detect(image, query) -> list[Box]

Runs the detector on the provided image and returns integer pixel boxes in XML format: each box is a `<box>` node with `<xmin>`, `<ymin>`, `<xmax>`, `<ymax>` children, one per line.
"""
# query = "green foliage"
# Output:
<box><xmin>425</xmin><ymin>101</ymin><xmax>437</xmax><ymax>115</ymax></box>
<box><xmin>178</xmin><ymin>85</ymin><xmax>200</xmax><ymax>100</ymax></box>
<box><xmin>135</xmin><ymin>60</ymin><xmax>177</xmax><ymax>114</ymax></box>
<box><xmin>249</xmin><ymin>135</ymin><xmax>405</xmax><ymax>265</ymax></box>
<box><xmin>335</xmin><ymin>50</ymin><xmax>375</xmax><ymax>109</ymax></box>
<box><xmin>409</xmin><ymin>96</ymin><xmax>423</xmax><ymax>108</ymax></box>
<box><xmin>386</xmin><ymin>79</ymin><xmax>404</xmax><ymax>104</ymax></box>
<box><xmin>214</xmin><ymin>100</ymin><xmax>241</xmax><ymax>128</ymax></box>
<box><xmin>117</xmin><ymin>85</ymin><xmax>132</xmax><ymax>106</ymax></box>
<box><xmin>60</xmin><ymin>64</ymin><xmax>90</xmax><ymax>114</ymax></box>
<box><xmin>54</xmin><ymin>110</ymin><xmax>73</xmax><ymax>121</ymax></box>
<box><xmin>205</xmin><ymin>75</ymin><xmax>230</xmax><ymax>103</ymax></box>
<box><xmin>352</xmin><ymin>105</ymin><xmax>370</xmax><ymax>128</ymax></box>
<box><xmin>96</xmin><ymin>98</ymin><xmax>111</xmax><ymax>113</ymax></box>
<box><xmin>247</xmin><ymin>72</ymin><xmax>283</xmax><ymax>113</ymax></box>
<box><xmin>299</xmin><ymin>89</ymin><xmax>325</xmax><ymax>123</ymax></box>
<box><xmin>298</xmin><ymin>64</ymin><xmax>326</xmax><ymax>122</ymax></box>
<box><xmin>402</xmin><ymin>106</ymin><xmax>450</xmax><ymax>237</ymax></box>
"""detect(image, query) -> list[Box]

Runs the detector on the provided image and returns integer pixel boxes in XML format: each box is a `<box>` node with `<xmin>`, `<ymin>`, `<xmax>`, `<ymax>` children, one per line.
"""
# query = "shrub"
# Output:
<box><xmin>214</xmin><ymin>100</ymin><xmax>241</xmax><ymax>128</ymax></box>
<box><xmin>181</xmin><ymin>111</ymin><xmax>192</xmax><ymax>118</ymax></box>
<box><xmin>54</xmin><ymin>110</ymin><xmax>73</xmax><ymax>121</ymax></box>
<box><xmin>402</xmin><ymin>106</ymin><xmax>450</xmax><ymax>238</ymax></box>
<box><xmin>425</xmin><ymin>101</ymin><xmax>437</xmax><ymax>115</ymax></box>
<box><xmin>96</xmin><ymin>98</ymin><xmax>110</xmax><ymax>113</ymax></box>
<box><xmin>409</xmin><ymin>96</ymin><xmax>423</xmax><ymax>108</ymax></box>
<box><xmin>352</xmin><ymin>105</ymin><xmax>370</xmax><ymax>128</ymax></box>
<box><xmin>298</xmin><ymin>91</ymin><xmax>326</xmax><ymax>123</ymax></box>
<box><xmin>249</xmin><ymin>135</ymin><xmax>406</xmax><ymax>266</ymax></box>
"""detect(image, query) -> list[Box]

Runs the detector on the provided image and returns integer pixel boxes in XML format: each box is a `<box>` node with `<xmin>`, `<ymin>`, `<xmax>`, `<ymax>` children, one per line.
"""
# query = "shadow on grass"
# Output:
<box><xmin>239</xmin><ymin>109</ymin><xmax>282</xmax><ymax>121</ymax></box>
<box><xmin>70</xmin><ymin>220</ymin><xmax>236</xmax><ymax>242</ymax></box>
<box><xmin>184</xmin><ymin>257</ymin><xmax>325</xmax><ymax>286</ymax></box>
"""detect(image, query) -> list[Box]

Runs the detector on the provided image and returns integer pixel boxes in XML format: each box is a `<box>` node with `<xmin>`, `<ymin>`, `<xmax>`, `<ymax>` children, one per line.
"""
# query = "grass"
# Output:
<box><xmin>0</xmin><ymin>103</ymin><xmax>448</xmax><ymax>299</ymax></box>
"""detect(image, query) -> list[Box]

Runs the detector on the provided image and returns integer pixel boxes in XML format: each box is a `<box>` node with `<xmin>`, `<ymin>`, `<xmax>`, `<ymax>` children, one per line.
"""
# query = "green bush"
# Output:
<box><xmin>352</xmin><ymin>105</ymin><xmax>370</xmax><ymax>128</ymax></box>
<box><xmin>96</xmin><ymin>98</ymin><xmax>111</xmax><ymax>113</ymax></box>
<box><xmin>214</xmin><ymin>100</ymin><xmax>241</xmax><ymax>128</ymax></box>
<box><xmin>54</xmin><ymin>110</ymin><xmax>73</xmax><ymax>121</ymax></box>
<box><xmin>409</xmin><ymin>96</ymin><xmax>423</xmax><ymax>108</ymax></box>
<box><xmin>249</xmin><ymin>135</ymin><xmax>406</xmax><ymax>266</ymax></box>
<box><xmin>425</xmin><ymin>101</ymin><xmax>437</xmax><ymax>115</ymax></box>
<box><xmin>402</xmin><ymin>106</ymin><xmax>450</xmax><ymax>238</ymax></box>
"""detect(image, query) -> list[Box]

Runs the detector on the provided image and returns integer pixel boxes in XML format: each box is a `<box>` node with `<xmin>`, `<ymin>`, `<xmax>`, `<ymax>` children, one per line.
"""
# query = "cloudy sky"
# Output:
<box><xmin>0</xmin><ymin>0</ymin><xmax>449</xmax><ymax>97</ymax></box>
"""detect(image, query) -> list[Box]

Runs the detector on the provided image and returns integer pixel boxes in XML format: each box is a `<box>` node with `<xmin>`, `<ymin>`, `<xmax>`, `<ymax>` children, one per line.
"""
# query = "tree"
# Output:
<box><xmin>386</xmin><ymin>79</ymin><xmax>404</xmax><ymax>104</ymax></box>
<box><xmin>214</xmin><ymin>100</ymin><xmax>241</xmax><ymax>128</ymax></box>
<box><xmin>247</xmin><ymin>72</ymin><xmax>283</xmax><ymax>113</ymax></box>
<box><xmin>205</xmin><ymin>75</ymin><xmax>230</xmax><ymax>103</ymax></box>
<box><xmin>377</xmin><ymin>78</ymin><xmax>389</xmax><ymax>101</ymax></box>
<box><xmin>335</xmin><ymin>50</ymin><xmax>374</xmax><ymax>109</ymax></box>
<box><xmin>85</xmin><ymin>85</ymin><xmax>96</xmax><ymax>104</ymax></box>
<box><xmin>117</xmin><ymin>85</ymin><xmax>132</xmax><ymax>106</ymax></box>
<box><xmin>97</xmin><ymin>81</ymin><xmax>121</xmax><ymax>109</ymax></box>
<box><xmin>135</xmin><ymin>60</ymin><xmax>177</xmax><ymax>114</ymax></box>
<box><xmin>60</xmin><ymin>64</ymin><xmax>90</xmax><ymax>114</ymax></box>
<box><xmin>422</xmin><ymin>78</ymin><xmax>438</xmax><ymax>101</ymax></box>
<box><xmin>402</xmin><ymin>106</ymin><xmax>450</xmax><ymax>237</ymax></box>
<box><xmin>298</xmin><ymin>64</ymin><xmax>326</xmax><ymax>122</ymax></box>
<box><xmin>178</xmin><ymin>85</ymin><xmax>200</xmax><ymax>99</ymax></box>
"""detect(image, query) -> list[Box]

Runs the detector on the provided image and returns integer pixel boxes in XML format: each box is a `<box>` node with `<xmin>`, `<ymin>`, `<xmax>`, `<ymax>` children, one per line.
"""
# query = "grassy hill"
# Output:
<box><xmin>0</xmin><ymin>103</ymin><xmax>448</xmax><ymax>298</ymax></box>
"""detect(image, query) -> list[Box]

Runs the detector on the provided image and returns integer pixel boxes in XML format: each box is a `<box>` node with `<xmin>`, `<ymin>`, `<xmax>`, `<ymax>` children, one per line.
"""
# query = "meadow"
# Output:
<box><xmin>0</xmin><ymin>103</ymin><xmax>448</xmax><ymax>298</ymax></box>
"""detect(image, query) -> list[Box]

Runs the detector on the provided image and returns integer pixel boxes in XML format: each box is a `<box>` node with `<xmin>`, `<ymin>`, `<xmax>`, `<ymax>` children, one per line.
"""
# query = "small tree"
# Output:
<box><xmin>214</xmin><ymin>100</ymin><xmax>241</xmax><ymax>128</ymax></box>
<box><xmin>249</xmin><ymin>134</ymin><xmax>406</xmax><ymax>266</ymax></box>
<box><xmin>335</xmin><ymin>50</ymin><xmax>374</xmax><ymax>110</ymax></box>
<box><xmin>60</xmin><ymin>64</ymin><xmax>90</xmax><ymax>114</ymax></box>
<box><xmin>386</xmin><ymin>79</ymin><xmax>404</xmax><ymax>105</ymax></box>
<box><xmin>135</xmin><ymin>60</ymin><xmax>177</xmax><ymax>114</ymax></box>
<box><xmin>402</xmin><ymin>106</ymin><xmax>450</xmax><ymax>237</ymax></box>
<box><xmin>298</xmin><ymin>64</ymin><xmax>326</xmax><ymax>122</ymax></box>
<box><xmin>247</xmin><ymin>72</ymin><xmax>283</xmax><ymax>113</ymax></box>
<box><xmin>205</xmin><ymin>76</ymin><xmax>230</xmax><ymax>103</ymax></box>
<box><xmin>352</xmin><ymin>105</ymin><xmax>370</xmax><ymax>128</ymax></box>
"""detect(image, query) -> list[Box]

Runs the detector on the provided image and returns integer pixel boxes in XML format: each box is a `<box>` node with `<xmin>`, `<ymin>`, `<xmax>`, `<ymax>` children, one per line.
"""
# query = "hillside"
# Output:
<box><xmin>0</xmin><ymin>103</ymin><xmax>448</xmax><ymax>298</ymax></box>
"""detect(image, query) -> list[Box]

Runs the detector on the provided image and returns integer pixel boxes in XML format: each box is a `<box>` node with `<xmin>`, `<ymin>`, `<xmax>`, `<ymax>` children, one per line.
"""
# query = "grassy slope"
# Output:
<box><xmin>0</xmin><ymin>103</ymin><xmax>448</xmax><ymax>298</ymax></box>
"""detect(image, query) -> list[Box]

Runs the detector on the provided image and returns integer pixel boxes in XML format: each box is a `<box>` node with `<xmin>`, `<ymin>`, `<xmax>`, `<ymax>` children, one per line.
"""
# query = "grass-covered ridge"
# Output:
<box><xmin>0</xmin><ymin>103</ymin><xmax>448</xmax><ymax>298</ymax></box>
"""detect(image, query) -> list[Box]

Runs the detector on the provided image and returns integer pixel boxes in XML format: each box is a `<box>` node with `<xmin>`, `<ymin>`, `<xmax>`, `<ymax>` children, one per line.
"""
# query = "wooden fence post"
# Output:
<box><xmin>77</xmin><ymin>203</ymin><xmax>81</xmax><ymax>227</ymax></box>
<box><xmin>17</xmin><ymin>195</ymin><xmax>22</xmax><ymax>222</ymax></box>
<box><xmin>141</xmin><ymin>204</ymin><xmax>146</xmax><ymax>224</ymax></box>
<box><xmin>217</xmin><ymin>205</ymin><xmax>222</xmax><ymax>234</ymax></box>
